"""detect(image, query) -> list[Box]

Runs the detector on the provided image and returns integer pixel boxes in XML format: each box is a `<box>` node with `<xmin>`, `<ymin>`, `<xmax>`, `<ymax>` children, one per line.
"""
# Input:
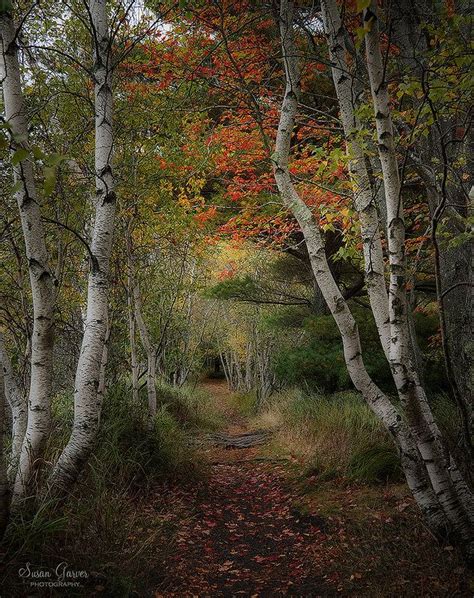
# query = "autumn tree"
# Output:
<box><xmin>274</xmin><ymin>0</ymin><xmax>473</xmax><ymax>559</ymax></box>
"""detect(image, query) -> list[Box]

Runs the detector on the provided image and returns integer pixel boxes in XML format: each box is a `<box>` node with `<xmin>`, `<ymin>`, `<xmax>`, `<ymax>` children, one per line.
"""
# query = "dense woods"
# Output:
<box><xmin>0</xmin><ymin>0</ymin><xmax>472</xmax><ymax>595</ymax></box>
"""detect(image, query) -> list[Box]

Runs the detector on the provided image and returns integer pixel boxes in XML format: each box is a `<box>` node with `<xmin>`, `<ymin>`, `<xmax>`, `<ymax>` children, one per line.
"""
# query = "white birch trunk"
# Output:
<box><xmin>97</xmin><ymin>318</ymin><xmax>110</xmax><ymax>398</ymax></box>
<box><xmin>363</xmin><ymin>1</ymin><xmax>474</xmax><ymax>551</ymax></box>
<box><xmin>0</xmin><ymin>331</ymin><xmax>26</xmax><ymax>477</ymax></box>
<box><xmin>133</xmin><ymin>279</ymin><xmax>157</xmax><ymax>422</ymax></box>
<box><xmin>321</xmin><ymin>0</ymin><xmax>390</xmax><ymax>356</ymax></box>
<box><xmin>275</xmin><ymin>0</ymin><xmax>447</xmax><ymax>536</ymax></box>
<box><xmin>1</xmin><ymin>8</ymin><xmax>55</xmax><ymax>501</ymax></box>
<box><xmin>47</xmin><ymin>0</ymin><xmax>116</xmax><ymax>495</ymax></box>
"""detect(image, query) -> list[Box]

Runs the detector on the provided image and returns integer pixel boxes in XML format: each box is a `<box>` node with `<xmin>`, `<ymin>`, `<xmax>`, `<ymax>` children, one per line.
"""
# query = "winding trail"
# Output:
<box><xmin>159</xmin><ymin>380</ymin><xmax>331</xmax><ymax>597</ymax></box>
<box><xmin>155</xmin><ymin>380</ymin><xmax>470</xmax><ymax>597</ymax></box>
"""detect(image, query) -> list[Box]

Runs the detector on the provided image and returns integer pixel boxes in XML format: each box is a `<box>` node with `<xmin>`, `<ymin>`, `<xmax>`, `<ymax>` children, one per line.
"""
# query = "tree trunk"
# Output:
<box><xmin>275</xmin><ymin>0</ymin><xmax>447</xmax><ymax>537</ymax></box>
<box><xmin>389</xmin><ymin>0</ymin><xmax>473</xmax><ymax>458</ymax></box>
<box><xmin>132</xmin><ymin>279</ymin><xmax>157</xmax><ymax>422</ymax></box>
<box><xmin>0</xmin><ymin>364</ymin><xmax>9</xmax><ymax>539</ymax></box>
<box><xmin>128</xmin><ymin>288</ymin><xmax>139</xmax><ymax>403</ymax></box>
<box><xmin>321</xmin><ymin>0</ymin><xmax>390</xmax><ymax>356</ymax></box>
<box><xmin>0</xmin><ymin>8</ymin><xmax>55</xmax><ymax>502</ymax></box>
<box><xmin>97</xmin><ymin>318</ymin><xmax>111</xmax><ymax>399</ymax></box>
<box><xmin>47</xmin><ymin>0</ymin><xmax>116</xmax><ymax>497</ymax></box>
<box><xmin>0</xmin><ymin>332</ymin><xmax>27</xmax><ymax>477</ymax></box>
<box><xmin>363</xmin><ymin>1</ymin><xmax>474</xmax><ymax>554</ymax></box>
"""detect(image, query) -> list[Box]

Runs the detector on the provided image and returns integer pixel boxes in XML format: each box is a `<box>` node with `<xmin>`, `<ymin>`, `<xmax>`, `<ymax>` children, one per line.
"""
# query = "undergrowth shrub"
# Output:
<box><xmin>92</xmin><ymin>382</ymin><xmax>204</xmax><ymax>485</ymax></box>
<box><xmin>230</xmin><ymin>390</ymin><xmax>259</xmax><ymax>416</ymax></box>
<box><xmin>274</xmin><ymin>314</ymin><xmax>394</xmax><ymax>394</ymax></box>
<box><xmin>45</xmin><ymin>381</ymin><xmax>207</xmax><ymax>489</ymax></box>
<box><xmin>2</xmin><ymin>381</ymin><xmax>213</xmax><ymax>595</ymax></box>
<box><xmin>272</xmin><ymin>310</ymin><xmax>448</xmax><ymax>394</ymax></box>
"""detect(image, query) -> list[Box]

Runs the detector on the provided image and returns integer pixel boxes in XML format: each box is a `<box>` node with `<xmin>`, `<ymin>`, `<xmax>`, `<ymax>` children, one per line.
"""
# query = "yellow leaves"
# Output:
<box><xmin>159</xmin><ymin>180</ymin><xmax>174</xmax><ymax>196</ymax></box>
<box><xmin>178</xmin><ymin>191</ymin><xmax>191</xmax><ymax>208</ymax></box>
<box><xmin>175</xmin><ymin>175</ymin><xmax>207</xmax><ymax>209</ymax></box>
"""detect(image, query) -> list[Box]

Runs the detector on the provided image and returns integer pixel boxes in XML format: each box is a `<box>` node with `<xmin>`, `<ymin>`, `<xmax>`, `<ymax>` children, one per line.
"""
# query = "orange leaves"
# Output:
<box><xmin>218</xmin><ymin>261</ymin><xmax>236</xmax><ymax>280</ymax></box>
<box><xmin>218</xmin><ymin>212</ymin><xmax>299</xmax><ymax>249</ymax></box>
<box><xmin>194</xmin><ymin>206</ymin><xmax>218</xmax><ymax>228</ymax></box>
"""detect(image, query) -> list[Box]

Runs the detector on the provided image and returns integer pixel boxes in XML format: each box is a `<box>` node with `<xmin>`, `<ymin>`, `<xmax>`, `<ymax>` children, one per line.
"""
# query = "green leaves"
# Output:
<box><xmin>42</xmin><ymin>154</ymin><xmax>66</xmax><ymax>196</ymax></box>
<box><xmin>43</xmin><ymin>167</ymin><xmax>57</xmax><ymax>197</ymax></box>
<box><xmin>32</xmin><ymin>146</ymin><xmax>46</xmax><ymax>160</ymax></box>
<box><xmin>11</xmin><ymin>148</ymin><xmax>29</xmax><ymax>165</ymax></box>
<box><xmin>8</xmin><ymin>144</ymin><xmax>66</xmax><ymax>196</ymax></box>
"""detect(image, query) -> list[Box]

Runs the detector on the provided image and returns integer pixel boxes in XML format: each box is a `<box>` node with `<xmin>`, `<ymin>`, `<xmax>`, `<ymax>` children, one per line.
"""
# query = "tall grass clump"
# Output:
<box><xmin>156</xmin><ymin>380</ymin><xmax>223</xmax><ymax>431</ymax></box>
<box><xmin>257</xmin><ymin>389</ymin><xmax>401</xmax><ymax>484</ymax></box>
<box><xmin>2</xmin><ymin>380</ymin><xmax>213</xmax><ymax>595</ymax></box>
<box><xmin>44</xmin><ymin>381</ymin><xmax>205</xmax><ymax>489</ymax></box>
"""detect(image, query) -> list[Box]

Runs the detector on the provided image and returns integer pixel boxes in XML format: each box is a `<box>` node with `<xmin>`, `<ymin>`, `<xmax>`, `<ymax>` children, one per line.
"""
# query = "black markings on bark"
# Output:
<box><xmin>103</xmin><ymin>190</ymin><xmax>116</xmax><ymax>204</ymax></box>
<box><xmin>90</xmin><ymin>254</ymin><xmax>100</xmax><ymax>274</ymax></box>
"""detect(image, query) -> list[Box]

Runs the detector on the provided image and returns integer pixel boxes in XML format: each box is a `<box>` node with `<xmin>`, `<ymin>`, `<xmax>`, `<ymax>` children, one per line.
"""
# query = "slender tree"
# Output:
<box><xmin>0</xmin><ymin>330</ymin><xmax>26</xmax><ymax>476</ymax></box>
<box><xmin>275</xmin><ymin>0</ymin><xmax>474</xmax><ymax>557</ymax></box>
<box><xmin>48</xmin><ymin>0</ymin><xmax>117</xmax><ymax>496</ymax></box>
<box><xmin>362</xmin><ymin>0</ymin><xmax>473</xmax><ymax>543</ymax></box>
<box><xmin>0</xmin><ymin>2</ymin><xmax>55</xmax><ymax>502</ymax></box>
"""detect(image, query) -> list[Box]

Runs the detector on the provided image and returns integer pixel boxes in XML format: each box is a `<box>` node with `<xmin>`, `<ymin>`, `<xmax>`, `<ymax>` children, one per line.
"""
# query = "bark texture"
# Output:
<box><xmin>47</xmin><ymin>0</ymin><xmax>116</xmax><ymax>496</ymax></box>
<box><xmin>1</xmin><ymin>8</ymin><xmax>55</xmax><ymax>501</ymax></box>
<box><xmin>275</xmin><ymin>0</ymin><xmax>446</xmax><ymax>536</ymax></box>
<box><xmin>0</xmin><ymin>363</ymin><xmax>9</xmax><ymax>539</ymax></box>
<box><xmin>389</xmin><ymin>0</ymin><xmax>473</xmax><ymax>450</ymax></box>
<box><xmin>363</xmin><ymin>0</ymin><xmax>474</xmax><ymax>553</ymax></box>
<box><xmin>321</xmin><ymin>0</ymin><xmax>390</xmax><ymax>356</ymax></box>
<box><xmin>0</xmin><ymin>332</ymin><xmax>26</xmax><ymax>476</ymax></box>
<box><xmin>132</xmin><ymin>276</ymin><xmax>157</xmax><ymax>422</ymax></box>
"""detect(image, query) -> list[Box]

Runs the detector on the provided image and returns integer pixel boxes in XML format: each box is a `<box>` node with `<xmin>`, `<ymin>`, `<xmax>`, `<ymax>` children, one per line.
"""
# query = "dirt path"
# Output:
<box><xmin>155</xmin><ymin>380</ymin><xmax>470</xmax><ymax>597</ymax></box>
<box><xmin>158</xmin><ymin>380</ymin><xmax>331</xmax><ymax>597</ymax></box>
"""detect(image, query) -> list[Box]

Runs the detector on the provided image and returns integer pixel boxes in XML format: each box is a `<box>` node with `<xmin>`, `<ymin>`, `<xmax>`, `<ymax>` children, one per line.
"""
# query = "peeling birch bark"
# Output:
<box><xmin>275</xmin><ymin>0</ymin><xmax>447</xmax><ymax>536</ymax></box>
<box><xmin>321</xmin><ymin>0</ymin><xmax>390</xmax><ymax>357</ymax></box>
<box><xmin>47</xmin><ymin>0</ymin><xmax>116</xmax><ymax>496</ymax></box>
<box><xmin>0</xmin><ymin>8</ymin><xmax>55</xmax><ymax>501</ymax></box>
<box><xmin>363</xmin><ymin>1</ymin><xmax>474</xmax><ymax>552</ymax></box>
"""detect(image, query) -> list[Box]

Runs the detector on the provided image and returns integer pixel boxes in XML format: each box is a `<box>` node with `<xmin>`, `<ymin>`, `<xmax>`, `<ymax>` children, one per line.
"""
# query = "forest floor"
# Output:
<box><xmin>2</xmin><ymin>380</ymin><xmax>471</xmax><ymax>597</ymax></box>
<box><xmin>153</xmin><ymin>379</ymin><xmax>472</xmax><ymax>597</ymax></box>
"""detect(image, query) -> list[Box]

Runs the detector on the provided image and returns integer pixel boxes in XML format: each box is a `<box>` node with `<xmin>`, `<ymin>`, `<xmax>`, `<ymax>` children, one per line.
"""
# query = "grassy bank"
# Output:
<box><xmin>1</xmin><ymin>381</ymin><xmax>221</xmax><ymax>596</ymax></box>
<box><xmin>254</xmin><ymin>388</ymin><xmax>461</xmax><ymax>485</ymax></box>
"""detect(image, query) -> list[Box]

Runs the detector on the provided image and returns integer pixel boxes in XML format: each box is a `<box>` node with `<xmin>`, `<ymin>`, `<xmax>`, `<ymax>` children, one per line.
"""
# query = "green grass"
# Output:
<box><xmin>257</xmin><ymin>389</ymin><xmax>402</xmax><ymax>484</ymax></box>
<box><xmin>1</xmin><ymin>380</ymin><xmax>215</xmax><ymax>596</ymax></box>
<box><xmin>258</xmin><ymin>389</ymin><xmax>464</xmax><ymax>486</ymax></box>
<box><xmin>156</xmin><ymin>380</ymin><xmax>224</xmax><ymax>431</ymax></box>
<box><xmin>229</xmin><ymin>390</ymin><xmax>258</xmax><ymax>416</ymax></box>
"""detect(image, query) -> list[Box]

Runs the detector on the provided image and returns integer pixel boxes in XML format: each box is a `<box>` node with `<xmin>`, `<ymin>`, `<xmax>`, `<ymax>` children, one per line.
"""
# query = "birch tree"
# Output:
<box><xmin>48</xmin><ymin>0</ymin><xmax>117</xmax><ymax>496</ymax></box>
<box><xmin>0</xmin><ymin>3</ymin><xmax>55</xmax><ymax>501</ymax></box>
<box><xmin>361</xmin><ymin>0</ymin><xmax>474</xmax><ymax>548</ymax></box>
<box><xmin>388</xmin><ymin>0</ymin><xmax>473</xmax><ymax>458</ymax></box>
<box><xmin>274</xmin><ymin>0</ymin><xmax>474</xmax><ymax>555</ymax></box>
<box><xmin>0</xmin><ymin>331</ymin><xmax>26</xmax><ymax>476</ymax></box>
<box><xmin>321</xmin><ymin>0</ymin><xmax>474</xmax><ymax>543</ymax></box>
